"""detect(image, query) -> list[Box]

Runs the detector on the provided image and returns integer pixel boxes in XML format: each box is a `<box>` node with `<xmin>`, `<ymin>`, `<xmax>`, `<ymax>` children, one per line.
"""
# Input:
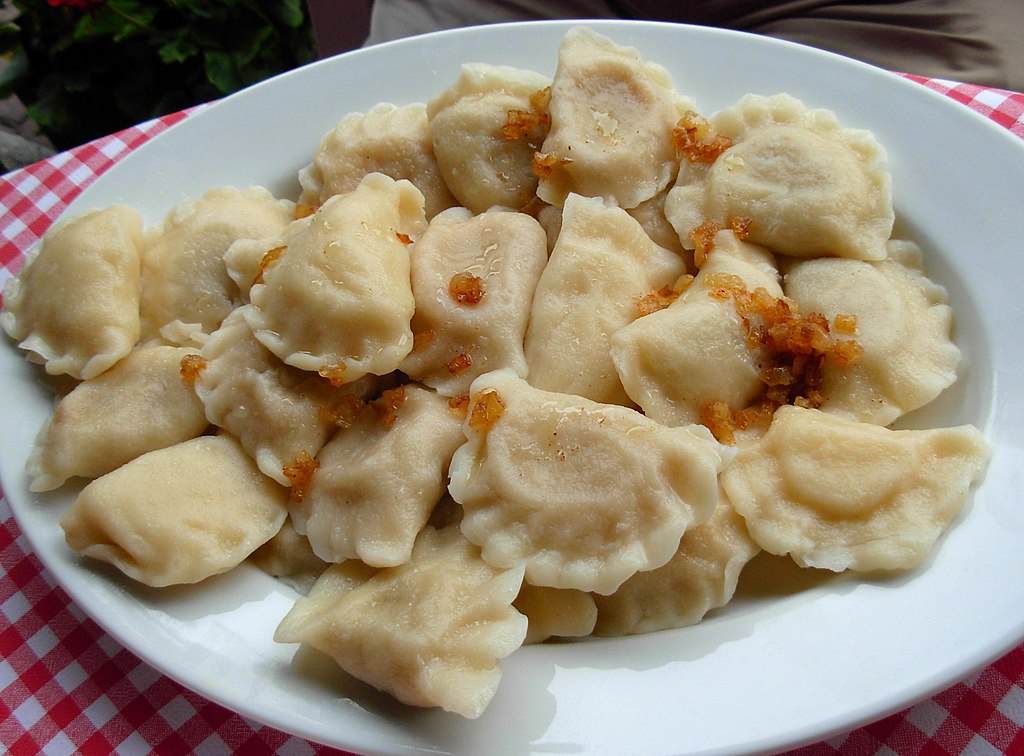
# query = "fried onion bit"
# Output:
<box><xmin>283</xmin><ymin>451</ymin><xmax>319</xmax><ymax>503</ymax></box>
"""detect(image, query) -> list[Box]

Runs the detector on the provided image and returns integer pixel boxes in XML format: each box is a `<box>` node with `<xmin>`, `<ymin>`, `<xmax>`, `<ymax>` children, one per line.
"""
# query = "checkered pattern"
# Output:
<box><xmin>2</xmin><ymin>80</ymin><xmax>1023</xmax><ymax>755</ymax></box>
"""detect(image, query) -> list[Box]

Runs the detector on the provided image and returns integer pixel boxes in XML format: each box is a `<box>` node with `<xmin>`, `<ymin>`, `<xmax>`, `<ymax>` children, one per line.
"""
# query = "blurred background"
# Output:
<box><xmin>0</xmin><ymin>0</ymin><xmax>346</xmax><ymax>171</ymax></box>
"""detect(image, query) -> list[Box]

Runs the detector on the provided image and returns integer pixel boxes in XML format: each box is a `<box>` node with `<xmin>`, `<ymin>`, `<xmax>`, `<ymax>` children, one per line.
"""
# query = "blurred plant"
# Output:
<box><xmin>0</xmin><ymin>0</ymin><xmax>316</xmax><ymax>149</ymax></box>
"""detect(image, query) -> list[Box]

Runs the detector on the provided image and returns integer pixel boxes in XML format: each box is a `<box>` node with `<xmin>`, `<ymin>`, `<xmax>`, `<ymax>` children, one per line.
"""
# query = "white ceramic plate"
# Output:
<box><xmin>2</xmin><ymin>19</ymin><xmax>1023</xmax><ymax>756</ymax></box>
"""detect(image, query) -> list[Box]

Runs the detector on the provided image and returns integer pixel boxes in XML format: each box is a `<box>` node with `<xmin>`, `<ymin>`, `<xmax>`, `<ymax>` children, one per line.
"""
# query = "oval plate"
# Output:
<box><xmin>2</xmin><ymin>19</ymin><xmax>1023</xmax><ymax>756</ymax></box>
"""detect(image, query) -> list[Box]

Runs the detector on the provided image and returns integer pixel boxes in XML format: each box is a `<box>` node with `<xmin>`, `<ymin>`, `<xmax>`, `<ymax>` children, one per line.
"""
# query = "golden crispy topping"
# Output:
<box><xmin>252</xmin><ymin>245</ymin><xmax>286</xmax><ymax>286</ymax></box>
<box><xmin>318</xmin><ymin>364</ymin><xmax>348</xmax><ymax>387</ymax></box>
<box><xmin>689</xmin><ymin>217</ymin><xmax>754</xmax><ymax>267</ymax></box>
<box><xmin>468</xmin><ymin>388</ymin><xmax>505</xmax><ymax>432</ymax></box>
<box><xmin>448</xmin><ymin>393</ymin><xmax>471</xmax><ymax>418</ymax></box>
<box><xmin>178</xmin><ymin>353</ymin><xmax>207</xmax><ymax>385</ymax></box>
<box><xmin>531</xmin><ymin>151</ymin><xmax>573</xmax><ymax>180</ymax></box>
<box><xmin>730</xmin><ymin>216</ymin><xmax>753</xmax><ymax>239</ymax></box>
<box><xmin>635</xmin><ymin>284</ymin><xmax>679</xmax><ymax>319</ymax></box>
<box><xmin>699</xmin><ymin>400</ymin><xmax>737</xmax><ymax>446</ymax></box>
<box><xmin>672</xmin><ymin>111</ymin><xmax>734</xmax><ymax>163</ymax></box>
<box><xmin>319</xmin><ymin>392</ymin><xmax>364</xmax><ymax>429</ymax></box>
<box><xmin>833</xmin><ymin>313</ymin><xmax>859</xmax><ymax>335</ymax></box>
<box><xmin>634</xmin><ymin>275</ymin><xmax>695</xmax><ymax>318</ymax></box>
<box><xmin>294</xmin><ymin>203</ymin><xmax>317</xmax><ymax>220</ymax></box>
<box><xmin>283</xmin><ymin>451</ymin><xmax>319</xmax><ymax>503</ymax></box>
<box><xmin>502</xmin><ymin>86</ymin><xmax>552</xmax><ymax>146</ymax></box>
<box><xmin>449</xmin><ymin>272</ymin><xmax>485</xmax><ymax>305</ymax></box>
<box><xmin>699</xmin><ymin>278</ymin><xmax>863</xmax><ymax>442</ymax></box>
<box><xmin>503</xmin><ymin>109</ymin><xmax>551</xmax><ymax>141</ymax></box>
<box><xmin>370</xmin><ymin>385</ymin><xmax>407</xmax><ymax>429</ymax></box>
<box><xmin>689</xmin><ymin>219</ymin><xmax>723</xmax><ymax>268</ymax></box>
<box><xmin>529</xmin><ymin>86</ymin><xmax>552</xmax><ymax>115</ymax></box>
<box><xmin>445</xmin><ymin>352</ymin><xmax>473</xmax><ymax>376</ymax></box>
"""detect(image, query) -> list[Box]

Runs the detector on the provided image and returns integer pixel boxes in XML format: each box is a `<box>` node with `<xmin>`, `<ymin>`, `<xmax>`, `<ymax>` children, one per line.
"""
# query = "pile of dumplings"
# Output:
<box><xmin>0</xmin><ymin>27</ymin><xmax>990</xmax><ymax>718</ymax></box>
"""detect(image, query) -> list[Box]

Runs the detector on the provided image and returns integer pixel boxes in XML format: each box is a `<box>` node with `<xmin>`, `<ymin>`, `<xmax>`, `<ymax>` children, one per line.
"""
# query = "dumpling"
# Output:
<box><xmin>720</xmin><ymin>405</ymin><xmax>990</xmax><ymax>572</ymax></box>
<box><xmin>223</xmin><ymin>215</ymin><xmax>308</xmax><ymax>302</ymax></box>
<box><xmin>428</xmin><ymin>63</ymin><xmax>551</xmax><ymax>213</ymax></box>
<box><xmin>513</xmin><ymin>584</ymin><xmax>597</xmax><ymax>644</ymax></box>
<box><xmin>274</xmin><ymin>525</ymin><xmax>527</xmax><ymax>718</ymax></box>
<box><xmin>292</xmin><ymin>384</ymin><xmax>466</xmax><ymax>567</ymax></box>
<box><xmin>592</xmin><ymin>502</ymin><xmax>759</xmax><ymax>636</ymax></box>
<box><xmin>537</xmin><ymin>26</ymin><xmax>696</xmax><ymax>209</ymax></box>
<box><xmin>297</xmin><ymin>102</ymin><xmax>457</xmax><ymax>219</ymax></box>
<box><xmin>1</xmin><ymin>204</ymin><xmax>143</xmax><ymax>380</ymax></box>
<box><xmin>781</xmin><ymin>240</ymin><xmax>960</xmax><ymax>425</ymax></box>
<box><xmin>27</xmin><ymin>344</ymin><xmax>209</xmax><ymax>492</ymax></box>
<box><xmin>665</xmin><ymin>93</ymin><xmax>893</xmax><ymax>260</ymax></box>
<box><xmin>139</xmin><ymin>186</ymin><xmax>295</xmax><ymax>343</ymax></box>
<box><xmin>61</xmin><ymin>434</ymin><xmax>289</xmax><ymax>587</ymax></box>
<box><xmin>193</xmin><ymin>307</ymin><xmax>380</xmax><ymax>486</ymax></box>
<box><xmin>626</xmin><ymin>188</ymin><xmax>693</xmax><ymax>266</ymax></box>
<box><xmin>523</xmin><ymin>193</ymin><xmax>688</xmax><ymax>406</ymax></box>
<box><xmin>248</xmin><ymin>518</ymin><xmax>329</xmax><ymax>595</ymax></box>
<box><xmin>610</xmin><ymin>228</ymin><xmax>782</xmax><ymax>426</ymax></box>
<box><xmin>448</xmin><ymin>370</ymin><xmax>726</xmax><ymax>595</ymax></box>
<box><xmin>399</xmin><ymin>207</ymin><xmax>548</xmax><ymax>397</ymax></box>
<box><xmin>245</xmin><ymin>173</ymin><xmax>426</xmax><ymax>382</ymax></box>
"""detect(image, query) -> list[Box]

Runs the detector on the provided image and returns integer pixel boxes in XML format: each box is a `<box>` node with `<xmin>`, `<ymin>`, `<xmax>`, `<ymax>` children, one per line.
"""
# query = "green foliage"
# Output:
<box><xmin>0</xmin><ymin>0</ymin><xmax>316</xmax><ymax>149</ymax></box>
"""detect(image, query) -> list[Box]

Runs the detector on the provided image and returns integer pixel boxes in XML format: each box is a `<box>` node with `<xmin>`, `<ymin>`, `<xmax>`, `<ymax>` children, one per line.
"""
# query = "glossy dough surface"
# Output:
<box><xmin>1</xmin><ymin>204</ymin><xmax>143</xmax><ymax>379</ymax></box>
<box><xmin>400</xmin><ymin>207</ymin><xmax>548</xmax><ymax>396</ymax></box>
<box><xmin>246</xmin><ymin>173</ymin><xmax>425</xmax><ymax>381</ymax></box>
<box><xmin>666</xmin><ymin>93</ymin><xmax>893</xmax><ymax>260</ymax></box>
<box><xmin>537</xmin><ymin>26</ymin><xmax>695</xmax><ymax>209</ymax></box>
<box><xmin>428</xmin><ymin>63</ymin><xmax>551</xmax><ymax>214</ymax></box>
<box><xmin>60</xmin><ymin>435</ymin><xmax>289</xmax><ymax>587</ymax></box>
<box><xmin>274</xmin><ymin>525</ymin><xmax>527</xmax><ymax>718</ymax></box>
<box><xmin>524</xmin><ymin>193</ymin><xmax>687</xmax><ymax>406</ymax></box>
<box><xmin>611</xmin><ymin>229</ymin><xmax>782</xmax><ymax>425</ymax></box>
<box><xmin>448</xmin><ymin>370</ymin><xmax>726</xmax><ymax>595</ymax></box>
<box><xmin>28</xmin><ymin>344</ymin><xmax>208</xmax><ymax>491</ymax></box>
<box><xmin>720</xmin><ymin>406</ymin><xmax>990</xmax><ymax>572</ymax></box>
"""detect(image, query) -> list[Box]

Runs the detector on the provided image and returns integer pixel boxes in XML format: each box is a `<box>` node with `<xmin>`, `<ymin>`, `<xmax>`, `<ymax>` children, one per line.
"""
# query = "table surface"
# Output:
<box><xmin>1</xmin><ymin>74</ymin><xmax>1023</xmax><ymax>756</ymax></box>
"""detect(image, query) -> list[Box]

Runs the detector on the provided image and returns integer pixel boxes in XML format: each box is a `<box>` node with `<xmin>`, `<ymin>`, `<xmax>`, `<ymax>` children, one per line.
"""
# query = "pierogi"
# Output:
<box><xmin>610</xmin><ymin>228</ymin><xmax>783</xmax><ymax>426</ymax></box>
<box><xmin>666</xmin><ymin>93</ymin><xmax>893</xmax><ymax>260</ymax></box>
<box><xmin>245</xmin><ymin>172</ymin><xmax>425</xmax><ymax>381</ymax></box>
<box><xmin>720</xmin><ymin>406</ymin><xmax>989</xmax><ymax>572</ymax></box>
<box><xmin>592</xmin><ymin>502</ymin><xmax>760</xmax><ymax>636</ymax></box>
<box><xmin>139</xmin><ymin>186</ymin><xmax>295</xmax><ymax>343</ymax></box>
<box><xmin>1</xmin><ymin>24</ymin><xmax>992</xmax><ymax>722</ymax></box>
<box><xmin>399</xmin><ymin>207</ymin><xmax>548</xmax><ymax>396</ymax></box>
<box><xmin>2</xmin><ymin>204</ymin><xmax>143</xmax><ymax>380</ymax></box>
<box><xmin>537</xmin><ymin>26</ymin><xmax>696</xmax><ymax>209</ymax></box>
<box><xmin>298</xmin><ymin>102</ymin><xmax>457</xmax><ymax>219</ymax></box>
<box><xmin>274</xmin><ymin>525</ymin><xmax>527</xmax><ymax>719</ymax></box>
<box><xmin>781</xmin><ymin>240</ymin><xmax>960</xmax><ymax>425</ymax></box>
<box><xmin>28</xmin><ymin>344</ymin><xmax>208</xmax><ymax>491</ymax></box>
<box><xmin>524</xmin><ymin>193</ymin><xmax>687</xmax><ymax>406</ymax></box>
<box><xmin>448</xmin><ymin>370</ymin><xmax>726</xmax><ymax>595</ymax></box>
<box><xmin>292</xmin><ymin>384</ymin><xmax>466</xmax><ymax>567</ymax></box>
<box><xmin>427</xmin><ymin>63</ymin><xmax>551</xmax><ymax>213</ymax></box>
<box><xmin>194</xmin><ymin>307</ymin><xmax>380</xmax><ymax>486</ymax></box>
<box><xmin>61</xmin><ymin>434</ymin><xmax>289</xmax><ymax>587</ymax></box>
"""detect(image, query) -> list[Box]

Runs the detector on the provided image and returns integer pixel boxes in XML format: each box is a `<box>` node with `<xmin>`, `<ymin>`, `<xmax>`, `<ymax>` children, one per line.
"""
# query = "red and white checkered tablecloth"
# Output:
<box><xmin>2</xmin><ymin>77</ymin><xmax>1024</xmax><ymax>756</ymax></box>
